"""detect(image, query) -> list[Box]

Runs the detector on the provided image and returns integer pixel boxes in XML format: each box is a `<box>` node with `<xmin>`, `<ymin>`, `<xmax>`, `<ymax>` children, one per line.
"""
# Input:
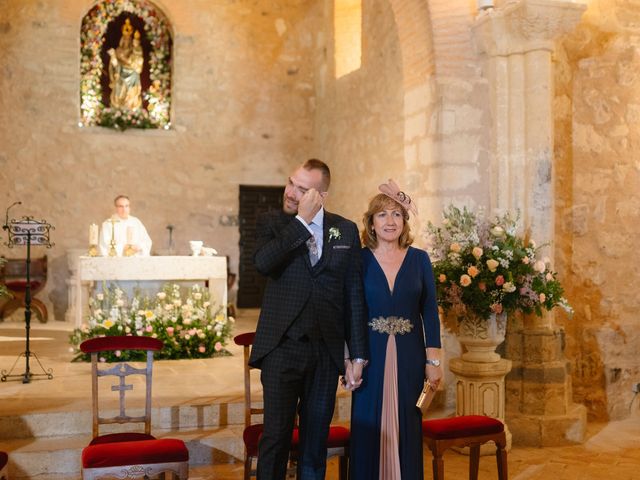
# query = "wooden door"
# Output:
<box><xmin>237</xmin><ymin>185</ymin><xmax>284</xmax><ymax>308</ymax></box>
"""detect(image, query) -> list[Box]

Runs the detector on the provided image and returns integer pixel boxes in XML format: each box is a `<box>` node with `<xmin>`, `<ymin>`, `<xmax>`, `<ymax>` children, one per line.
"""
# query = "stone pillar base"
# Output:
<box><xmin>507</xmin><ymin>403</ymin><xmax>587</xmax><ymax>446</ymax></box>
<box><xmin>505</xmin><ymin>326</ymin><xmax>587</xmax><ymax>446</ymax></box>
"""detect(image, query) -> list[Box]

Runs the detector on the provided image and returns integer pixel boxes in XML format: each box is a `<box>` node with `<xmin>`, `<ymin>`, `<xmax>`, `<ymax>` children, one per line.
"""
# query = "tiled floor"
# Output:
<box><xmin>187</xmin><ymin>416</ymin><xmax>640</xmax><ymax>479</ymax></box>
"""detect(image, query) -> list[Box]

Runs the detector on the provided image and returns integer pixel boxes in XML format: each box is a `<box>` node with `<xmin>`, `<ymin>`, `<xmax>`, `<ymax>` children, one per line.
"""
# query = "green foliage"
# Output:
<box><xmin>69</xmin><ymin>283</ymin><xmax>234</xmax><ymax>362</ymax></box>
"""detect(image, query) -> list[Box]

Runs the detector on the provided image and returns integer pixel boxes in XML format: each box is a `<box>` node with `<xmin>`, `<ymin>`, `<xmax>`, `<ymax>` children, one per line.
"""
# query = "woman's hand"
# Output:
<box><xmin>425</xmin><ymin>364</ymin><xmax>443</xmax><ymax>390</ymax></box>
<box><xmin>341</xmin><ymin>360</ymin><xmax>363</xmax><ymax>391</ymax></box>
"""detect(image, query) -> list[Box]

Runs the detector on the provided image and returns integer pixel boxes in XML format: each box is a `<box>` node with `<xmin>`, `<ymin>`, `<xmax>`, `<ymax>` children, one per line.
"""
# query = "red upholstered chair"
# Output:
<box><xmin>80</xmin><ymin>336</ymin><xmax>189</xmax><ymax>480</ymax></box>
<box><xmin>0</xmin><ymin>451</ymin><xmax>8</xmax><ymax>480</ymax></box>
<box><xmin>0</xmin><ymin>256</ymin><xmax>48</xmax><ymax>323</ymax></box>
<box><xmin>423</xmin><ymin>415</ymin><xmax>508</xmax><ymax>480</ymax></box>
<box><xmin>233</xmin><ymin>332</ymin><xmax>349</xmax><ymax>480</ymax></box>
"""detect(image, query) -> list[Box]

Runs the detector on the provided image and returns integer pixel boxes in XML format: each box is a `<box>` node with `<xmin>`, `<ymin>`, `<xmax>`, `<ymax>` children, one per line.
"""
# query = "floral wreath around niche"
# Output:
<box><xmin>80</xmin><ymin>0</ymin><xmax>172</xmax><ymax>130</ymax></box>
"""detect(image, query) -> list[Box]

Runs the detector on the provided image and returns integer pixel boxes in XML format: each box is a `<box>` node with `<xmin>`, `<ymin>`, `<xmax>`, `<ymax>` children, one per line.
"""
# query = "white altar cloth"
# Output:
<box><xmin>73</xmin><ymin>256</ymin><xmax>227</xmax><ymax>328</ymax></box>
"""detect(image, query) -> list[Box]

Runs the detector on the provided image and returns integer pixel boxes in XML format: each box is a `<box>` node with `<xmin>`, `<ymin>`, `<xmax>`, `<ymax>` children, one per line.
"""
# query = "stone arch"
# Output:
<box><xmin>79</xmin><ymin>0</ymin><xmax>173</xmax><ymax>129</ymax></box>
<box><xmin>383</xmin><ymin>0</ymin><xmax>439</xmax><ymax>222</ymax></box>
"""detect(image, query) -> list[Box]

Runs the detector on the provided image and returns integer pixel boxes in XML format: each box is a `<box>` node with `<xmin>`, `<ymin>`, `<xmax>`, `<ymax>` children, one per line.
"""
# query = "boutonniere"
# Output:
<box><xmin>328</xmin><ymin>227</ymin><xmax>342</xmax><ymax>241</ymax></box>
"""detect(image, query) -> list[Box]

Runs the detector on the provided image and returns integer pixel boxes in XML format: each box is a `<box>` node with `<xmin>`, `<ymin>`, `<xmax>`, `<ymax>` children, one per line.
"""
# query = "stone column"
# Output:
<box><xmin>472</xmin><ymin>0</ymin><xmax>587</xmax><ymax>446</ymax></box>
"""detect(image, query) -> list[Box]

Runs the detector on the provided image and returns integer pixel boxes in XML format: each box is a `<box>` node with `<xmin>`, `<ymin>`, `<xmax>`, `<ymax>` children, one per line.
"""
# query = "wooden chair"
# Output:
<box><xmin>0</xmin><ymin>451</ymin><xmax>8</xmax><ymax>480</ymax></box>
<box><xmin>233</xmin><ymin>332</ymin><xmax>349</xmax><ymax>480</ymax></box>
<box><xmin>423</xmin><ymin>415</ymin><xmax>508</xmax><ymax>480</ymax></box>
<box><xmin>80</xmin><ymin>336</ymin><xmax>189</xmax><ymax>480</ymax></box>
<box><xmin>0</xmin><ymin>256</ymin><xmax>48</xmax><ymax>322</ymax></box>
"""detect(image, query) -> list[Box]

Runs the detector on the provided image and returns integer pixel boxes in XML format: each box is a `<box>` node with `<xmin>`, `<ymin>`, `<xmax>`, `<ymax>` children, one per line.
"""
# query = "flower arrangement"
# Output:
<box><xmin>425</xmin><ymin>205</ymin><xmax>572</xmax><ymax>323</ymax></box>
<box><xmin>99</xmin><ymin>107</ymin><xmax>157</xmax><ymax>131</ymax></box>
<box><xmin>69</xmin><ymin>283</ymin><xmax>234</xmax><ymax>362</ymax></box>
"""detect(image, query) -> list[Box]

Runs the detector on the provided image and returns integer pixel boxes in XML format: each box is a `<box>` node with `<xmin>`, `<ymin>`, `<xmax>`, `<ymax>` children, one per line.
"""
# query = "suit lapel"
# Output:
<box><xmin>313</xmin><ymin>211</ymin><xmax>334</xmax><ymax>273</ymax></box>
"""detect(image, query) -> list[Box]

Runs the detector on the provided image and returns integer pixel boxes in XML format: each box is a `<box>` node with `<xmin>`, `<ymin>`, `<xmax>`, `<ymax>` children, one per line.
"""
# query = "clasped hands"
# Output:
<box><xmin>341</xmin><ymin>359</ymin><xmax>364</xmax><ymax>392</ymax></box>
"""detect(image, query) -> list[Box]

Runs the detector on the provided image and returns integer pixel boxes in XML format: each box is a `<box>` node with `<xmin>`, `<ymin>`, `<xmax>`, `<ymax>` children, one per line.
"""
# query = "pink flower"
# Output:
<box><xmin>438</xmin><ymin>274</ymin><xmax>447</xmax><ymax>283</ymax></box>
<box><xmin>539</xmin><ymin>293</ymin><xmax>546</xmax><ymax>303</ymax></box>
<box><xmin>166</xmin><ymin>327</ymin><xmax>174</xmax><ymax>336</ymax></box>
<box><xmin>214</xmin><ymin>342</ymin><xmax>222</xmax><ymax>352</ymax></box>
<box><xmin>198</xmin><ymin>345</ymin><xmax>206</xmax><ymax>353</ymax></box>
<box><xmin>450</xmin><ymin>242</ymin><xmax>461</xmax><ymax>253</ymax></box>
<box><xmin>145</xmin><ymin>325</ymin><xmax>153</xmax><ymax>332</ymax></box>
<box><xmin>522</xmin><ymin>256</ymin><xmax>530</xmax><ymax>265</ymax></box>
<box><xmin>460</xmin><ymin>274</ymin><xmax>472</xmax><ymax>287</ymax></box>
<box><xmin>478</xmin><ymin>282</ymin><xmax>486</xmax><ymax>292</ymax></box>
<box><xmin>490</xmin><ymin>303</ymin><xmax>503</xmax><ymax>314</ymax></box>
<box><xmin>472</xmin><ymin>247</ymin><xmax>483</xmax><ymax>259</ymax></box>
<box><xmin>495</xmin><ymin>275</ymin><xmax>505</xmax><ymax>286</ymax></box>
<box><xmin>115</xmin><ymin>350</ymin><xmax>121</xmax><ymax>357</ymax></box>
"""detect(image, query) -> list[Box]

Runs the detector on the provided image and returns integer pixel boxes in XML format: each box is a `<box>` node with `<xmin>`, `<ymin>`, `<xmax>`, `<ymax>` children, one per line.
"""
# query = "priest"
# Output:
<box><xmin>98</xmin><ymin>195</ymin><xmax>152</xmax><ymax>257</ymax></box>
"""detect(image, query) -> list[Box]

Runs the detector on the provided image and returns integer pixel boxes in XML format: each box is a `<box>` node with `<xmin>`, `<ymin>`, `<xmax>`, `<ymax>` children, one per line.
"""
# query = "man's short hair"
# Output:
<box><xmin>302</xmin><ymin>158</ymin><xmax>331</xmax><ymax>190</ymax></box>
<box><xmin>114</xmin><ymin>195</ymin><xmax>130</xmax><ymax>205</ymax></box>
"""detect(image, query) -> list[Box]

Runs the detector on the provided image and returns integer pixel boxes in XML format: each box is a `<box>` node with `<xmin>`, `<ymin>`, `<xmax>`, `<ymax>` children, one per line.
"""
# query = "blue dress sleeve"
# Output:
<box><xmin>420</xmin><ymin>249</ymin><xmax>442</xmax><ymax>348</ymax></box>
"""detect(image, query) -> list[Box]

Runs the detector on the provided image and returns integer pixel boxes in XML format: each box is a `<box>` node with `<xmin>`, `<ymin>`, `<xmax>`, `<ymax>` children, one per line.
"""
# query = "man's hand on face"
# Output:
<box><xmin>297</xmin><ymin>188</ymin><xmax>324</xmax><ymax>224</ymax></box>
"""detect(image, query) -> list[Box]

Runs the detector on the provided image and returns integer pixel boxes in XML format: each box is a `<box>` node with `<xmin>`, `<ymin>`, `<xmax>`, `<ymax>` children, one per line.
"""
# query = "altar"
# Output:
<box><xmin>68</xmin><ymin>255</ymin><xmax>227</xmax><ymax>328</ymax></box>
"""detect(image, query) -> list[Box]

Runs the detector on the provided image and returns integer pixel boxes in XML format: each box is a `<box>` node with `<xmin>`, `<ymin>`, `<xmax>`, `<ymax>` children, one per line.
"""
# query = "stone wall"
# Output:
<box><xmin>0</xmin><ymin>0</ymin><xmax>321</xmax><ymax>320</ymax></box>
<box><xmin>555</xmin><ymin>0</ymin><xmax>640</xmax><ymax>420</ymax></box>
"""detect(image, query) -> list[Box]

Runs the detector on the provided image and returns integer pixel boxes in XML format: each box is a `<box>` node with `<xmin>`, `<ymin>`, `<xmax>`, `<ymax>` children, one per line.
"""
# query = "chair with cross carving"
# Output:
<box><xmin>80</xmin><ymin>336</ymin><xmax>189</xmax><ymax>480</ymax></box>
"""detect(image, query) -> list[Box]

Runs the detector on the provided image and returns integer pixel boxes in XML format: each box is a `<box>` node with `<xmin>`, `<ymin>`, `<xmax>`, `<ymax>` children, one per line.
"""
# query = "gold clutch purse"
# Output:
<box><xmin>416</xmin><ymin>379</ymin><xmax>436</xmax><ymax>413</ymax></box>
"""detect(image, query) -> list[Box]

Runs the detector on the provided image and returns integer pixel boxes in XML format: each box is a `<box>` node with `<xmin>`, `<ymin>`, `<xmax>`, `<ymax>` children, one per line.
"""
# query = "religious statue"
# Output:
<box><xmin>107</xmin><ymin>18</ymin><xmax>144</xmax><ymax>110</ymax></box>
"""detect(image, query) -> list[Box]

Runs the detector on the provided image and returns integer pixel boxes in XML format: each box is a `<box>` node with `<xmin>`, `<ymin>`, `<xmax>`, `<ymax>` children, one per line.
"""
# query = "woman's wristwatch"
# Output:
<box><xmin>426</xmin><ymin>358</ymin><xmax>441</xmax><ymax>367</ymax></box>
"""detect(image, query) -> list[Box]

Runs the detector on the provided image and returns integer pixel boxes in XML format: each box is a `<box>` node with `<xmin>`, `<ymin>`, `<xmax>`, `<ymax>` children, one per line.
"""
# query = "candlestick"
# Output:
<box><xmin>109</xmin><ymin>218</ymin><xmax>118</xmax><ymax>257</ymax></box>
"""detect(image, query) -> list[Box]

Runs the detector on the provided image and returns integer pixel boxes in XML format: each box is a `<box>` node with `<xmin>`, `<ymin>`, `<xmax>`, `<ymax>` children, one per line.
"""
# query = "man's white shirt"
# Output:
<box><xmin>98</xmin><ymin>215</ymin><xmax>152</xmax><ymax>257</ymax></box>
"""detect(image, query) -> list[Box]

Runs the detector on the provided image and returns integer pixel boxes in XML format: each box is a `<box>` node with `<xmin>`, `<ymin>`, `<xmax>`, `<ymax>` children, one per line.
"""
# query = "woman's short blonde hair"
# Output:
<box><xmin>361</xmin><ymin>194</ymin><xmax>414</xmax><ymax>249</ymax></box>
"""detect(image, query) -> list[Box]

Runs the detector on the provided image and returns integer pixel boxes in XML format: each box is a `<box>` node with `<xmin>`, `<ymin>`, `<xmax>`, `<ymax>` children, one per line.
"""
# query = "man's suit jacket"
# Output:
<box><xmin>249</xmin><ymin>209</ymin><xmax>368</xmax><ymax>373</ymax></box>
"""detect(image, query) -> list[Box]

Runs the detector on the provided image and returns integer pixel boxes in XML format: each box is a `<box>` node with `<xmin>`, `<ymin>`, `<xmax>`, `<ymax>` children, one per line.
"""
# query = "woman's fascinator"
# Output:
<box><xmin>378</xmin><ymin>179</ymin><xmax>418</xmax><ymax>216</ymax></box>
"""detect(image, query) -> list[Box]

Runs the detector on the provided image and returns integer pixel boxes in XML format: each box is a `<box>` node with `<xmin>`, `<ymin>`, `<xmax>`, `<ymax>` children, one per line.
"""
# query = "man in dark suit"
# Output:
<box><xmin>250</xmin><ymin>159</ymin><xmax>368</xmax><ymax>479</ymax></box>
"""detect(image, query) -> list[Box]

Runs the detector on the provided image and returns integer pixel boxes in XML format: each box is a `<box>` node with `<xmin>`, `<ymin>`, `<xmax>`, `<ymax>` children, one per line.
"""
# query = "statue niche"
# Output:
<box><xmin>80</xmin><ymin>0</ymin><xmax>172</xmax><ymax>130</ymax></box>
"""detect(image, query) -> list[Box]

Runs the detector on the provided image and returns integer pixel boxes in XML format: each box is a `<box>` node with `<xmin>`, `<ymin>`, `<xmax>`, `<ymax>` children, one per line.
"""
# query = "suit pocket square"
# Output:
<box><xmin>332</xmin><ymin>245</ymin><xmax>351</xmax><ymax>250</ymax></box>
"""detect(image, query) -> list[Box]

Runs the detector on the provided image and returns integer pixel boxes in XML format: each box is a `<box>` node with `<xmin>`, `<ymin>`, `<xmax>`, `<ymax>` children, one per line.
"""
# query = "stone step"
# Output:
<box><xmin>0</xmin><ymin>393</ymin><xmax>351</xmax><ymax>441</ymax></box>
<box><xmin>0</xmin><ymin>426</ymin><xmax>245</xmax><ymax>480</ymax></box>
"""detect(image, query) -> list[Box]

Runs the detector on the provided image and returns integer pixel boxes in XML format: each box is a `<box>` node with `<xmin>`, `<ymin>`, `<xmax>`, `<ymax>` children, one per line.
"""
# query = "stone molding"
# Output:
<box><xmin>473</xmin><ymin>0</ymin><xmax>587</xmax><ymax>56</ymax></box>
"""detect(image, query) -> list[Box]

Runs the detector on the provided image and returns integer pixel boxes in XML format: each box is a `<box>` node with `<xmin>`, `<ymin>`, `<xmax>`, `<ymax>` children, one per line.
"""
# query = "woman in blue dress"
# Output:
<box><xmin>348</xmin><ymin>181</ymin><xmax>443</xmax><ymax>479</ymax></box>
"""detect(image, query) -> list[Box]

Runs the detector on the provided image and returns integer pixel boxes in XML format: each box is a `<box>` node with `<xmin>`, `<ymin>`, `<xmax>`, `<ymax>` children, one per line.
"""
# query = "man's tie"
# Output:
<box><xmin>306</xmin><ymin>234</ymin><xmax>319</xmax><ymax>266</ymax></box>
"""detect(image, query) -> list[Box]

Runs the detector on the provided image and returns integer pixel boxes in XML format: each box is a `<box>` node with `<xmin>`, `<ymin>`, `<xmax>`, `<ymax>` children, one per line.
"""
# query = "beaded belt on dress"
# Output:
<box><xmin>368</xmin><ymin>316</ymin><xmax>413</xmax><ymax>335</ymax></box>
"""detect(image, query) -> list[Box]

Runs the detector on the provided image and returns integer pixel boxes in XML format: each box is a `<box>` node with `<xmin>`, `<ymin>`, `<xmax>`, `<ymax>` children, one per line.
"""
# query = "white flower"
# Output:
<box><xmin>96</xmin><ymin>293</ymin><xmax>104</xmax><ymax>301</ymax></box>
<box><xmin>502</xmin><ymin>282</ymin><xmax>516</xmax><ymax>293</ymax></box>
<box><xmin>157</xmin><ymin>292</ymin><xmax>166</xmax><ymax>300</ymax></box>
<box><xmin>329</xmin><ymin>227</ymin><xmax>342</xmax><ymax>241</ymax></box>
<box><xmin>534</xmin><ymin>261</ymin><xmax>546</xmax><ymax>273</ymax></box>
<box><xmin>490</xmin><ymin>226</ymin><xmax>505</xmax><ymax>237</ymax></box>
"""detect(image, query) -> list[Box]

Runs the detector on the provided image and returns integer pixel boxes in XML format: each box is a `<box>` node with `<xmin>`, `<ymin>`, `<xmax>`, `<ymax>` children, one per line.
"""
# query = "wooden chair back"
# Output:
<box><xmin>80</xmin><ymin>336</ymin><xmax>161</xmax><ymax>438</ymax></box>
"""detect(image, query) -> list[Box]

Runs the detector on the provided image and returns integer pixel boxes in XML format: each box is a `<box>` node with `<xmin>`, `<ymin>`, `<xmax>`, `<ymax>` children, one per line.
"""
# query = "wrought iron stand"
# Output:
<box><xmin>1</xmin><ymin>207</ymin><xmax>54</xmax><ymax>383</ymax></box>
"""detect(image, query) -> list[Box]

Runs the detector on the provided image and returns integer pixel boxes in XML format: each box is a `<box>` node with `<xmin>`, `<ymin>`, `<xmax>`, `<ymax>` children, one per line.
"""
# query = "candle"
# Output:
<box><xmin>477</xmin><ymin>0</ymin><xmax>493</xmax><ymax>10</ymax></box>
<box><xmin>89</xmin><ymin>224</ymin><xmax>99</xmax><ymax>245</ymax></box>
<box><xmin>126</xmin><ymin>226</ymin><xmax>134</xmax><ymax>244</ymax></box>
